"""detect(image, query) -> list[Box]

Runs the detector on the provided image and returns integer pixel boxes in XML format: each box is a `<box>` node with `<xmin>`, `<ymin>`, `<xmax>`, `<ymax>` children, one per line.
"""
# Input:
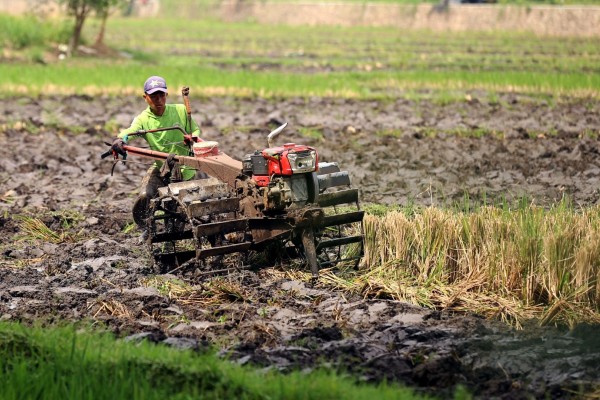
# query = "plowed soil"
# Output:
<box><xmin>1</xmin><ymin>93</ymin><xmax>599</xmax><ymax>399</ymax></box>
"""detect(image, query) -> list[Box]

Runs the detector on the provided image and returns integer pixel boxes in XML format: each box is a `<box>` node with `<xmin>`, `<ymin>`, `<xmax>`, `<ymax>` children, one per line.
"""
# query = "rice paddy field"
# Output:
<box><xmin>1</xmin><ymin>17</ymin><xmax>599</xmax><ymax>97</ymax></box>
<box><xmin>0</xmin><ymin>7</ymin><xmax>599</xmax><ymax>399</ymax></box>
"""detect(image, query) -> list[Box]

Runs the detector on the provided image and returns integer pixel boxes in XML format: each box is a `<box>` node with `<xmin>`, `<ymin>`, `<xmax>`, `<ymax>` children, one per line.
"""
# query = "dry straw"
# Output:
<box><xmin>351</xmin><ymin>202</ymin><xmax>600</xmax><ymax>328</ymax></box>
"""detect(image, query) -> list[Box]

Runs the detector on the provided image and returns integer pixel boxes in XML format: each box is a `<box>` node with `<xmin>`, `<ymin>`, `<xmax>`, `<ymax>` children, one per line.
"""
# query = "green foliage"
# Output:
<box><xmin>0</xmin><ymin>322</ymin><xmax>424</xmax><ymax>400</ymax></box>
<box><xmin>0</xmin><ymin>14</ymin><xmax>70</xmax><ymax>49</ymax></box>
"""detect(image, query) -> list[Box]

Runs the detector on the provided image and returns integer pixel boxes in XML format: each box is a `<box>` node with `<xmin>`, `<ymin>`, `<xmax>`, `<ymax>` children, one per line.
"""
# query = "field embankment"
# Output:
<box><xmin>160</xmin><ymin>0</ymin><xmax>600</xmax><ymax>37</ymax></box>
<box><xmin>3</xmin><ymin>0</ymin><xmax>600</xmax><ymax>37</ymax></box>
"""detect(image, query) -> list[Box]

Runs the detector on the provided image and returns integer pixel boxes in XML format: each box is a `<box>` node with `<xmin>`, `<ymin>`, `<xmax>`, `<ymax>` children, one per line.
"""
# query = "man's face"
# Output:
<box><xmin>144</xmin><ymin>91</ymin><xmax>167</xmax><ymax>116</ymax></box>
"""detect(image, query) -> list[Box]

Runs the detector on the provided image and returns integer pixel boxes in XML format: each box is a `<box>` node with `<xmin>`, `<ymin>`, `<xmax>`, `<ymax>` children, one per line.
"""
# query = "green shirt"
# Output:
<box><xmin>118</xmin><ymin>104</ymin><xmax>201</xmax><ymax>181</ymax></box>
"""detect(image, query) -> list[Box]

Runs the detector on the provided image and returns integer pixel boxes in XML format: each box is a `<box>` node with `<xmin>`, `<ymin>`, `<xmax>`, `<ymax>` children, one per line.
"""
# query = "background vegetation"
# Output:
<box><xmin>0</xmin><ymin>14</ymin><xmax>598</xmax><ymax>98</ymax></box>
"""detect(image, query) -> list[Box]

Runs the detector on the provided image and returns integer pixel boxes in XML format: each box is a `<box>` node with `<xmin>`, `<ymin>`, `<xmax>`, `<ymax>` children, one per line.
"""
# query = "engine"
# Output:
<box><xmin>242</xmin><ymin>143</ymin><xmax>319</xmax><ymax>211</ymax></box>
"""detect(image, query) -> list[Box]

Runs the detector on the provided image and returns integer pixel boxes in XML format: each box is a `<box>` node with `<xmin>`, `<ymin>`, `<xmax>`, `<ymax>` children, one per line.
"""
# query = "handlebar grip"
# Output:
<box><xmin>100</xmin><ymin>149</ymin><xmax>113</xmax><ymax>159</ymax></box>
<box><xmin>184</xmin><ymin>97</ymin><xmax>191</xmax><ymax>115</ymax></box>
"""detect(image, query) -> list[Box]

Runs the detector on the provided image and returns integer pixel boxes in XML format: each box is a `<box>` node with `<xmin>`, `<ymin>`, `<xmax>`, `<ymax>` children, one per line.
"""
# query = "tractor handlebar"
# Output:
<box><xmin>100</xmin><ymin>126</ymin><xmax>190</xmax><ymax>159</ymax></box>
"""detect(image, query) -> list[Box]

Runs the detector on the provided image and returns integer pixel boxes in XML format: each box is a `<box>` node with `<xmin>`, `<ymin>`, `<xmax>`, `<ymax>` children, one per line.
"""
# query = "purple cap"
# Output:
<box><xmin>143</xmin><ymin>76</ymin><xmax>167</xmax><ymax>94</ymax></box>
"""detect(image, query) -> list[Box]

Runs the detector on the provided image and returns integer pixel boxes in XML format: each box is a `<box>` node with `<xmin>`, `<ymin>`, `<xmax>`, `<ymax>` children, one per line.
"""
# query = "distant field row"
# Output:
<box><xmin>0</xmin><ymin>16</ymin><xmax>598</xmax><ymax>98</ymax></box>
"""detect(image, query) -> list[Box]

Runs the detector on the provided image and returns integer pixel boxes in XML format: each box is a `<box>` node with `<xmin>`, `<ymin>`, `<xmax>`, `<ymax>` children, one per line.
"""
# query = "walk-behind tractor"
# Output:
<box><xmin>103</xmin><ymin>122</ymin><xmax>363</xmax><ymax>279</ymax></box>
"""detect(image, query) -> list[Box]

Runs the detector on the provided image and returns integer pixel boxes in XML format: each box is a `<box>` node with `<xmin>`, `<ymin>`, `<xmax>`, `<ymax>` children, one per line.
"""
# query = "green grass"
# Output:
<box><xmin>0</xmin><ymin>48</ymin><xmax>596</xmax><ymax>99</ymax></box>
<box><xmin>298</xmin><ymin>126</ymin><xmax>325</xmax><ymax>140</ymax></box>
<box><xmin>0</xmin><ymin>14</ymin><xmax>70</xmax><ymax>50</ymax></box>
<box><xmin>0</xmin><ymin>16</ymin><xmax>597</xmax><ymax>99</ymax></box>
<box><xmin>0</xmin><ymin>322</ymin><xmax>425</xmax><ymax>400</ymax></box>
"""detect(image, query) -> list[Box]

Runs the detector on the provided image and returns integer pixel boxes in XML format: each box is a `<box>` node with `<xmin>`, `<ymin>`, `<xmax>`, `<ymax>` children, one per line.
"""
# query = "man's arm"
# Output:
<box><xmin>190</xmin><ymin>117</ymin><xmax>201</xmax><ymax>139</ymax></box>
<box><xmin>118</xmin><ymin>116</ymin><xmax>145</xmax><ymax>142</ymax></box>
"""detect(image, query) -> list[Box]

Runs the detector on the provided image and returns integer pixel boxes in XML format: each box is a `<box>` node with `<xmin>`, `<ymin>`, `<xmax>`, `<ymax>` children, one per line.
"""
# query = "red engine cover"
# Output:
<box><xmin>252</xmin><ymin>143</ymin><xmax>317</xmax><ymax>187</ymax></box>
<box><xmin>266</xmin><ymin>143</ymin><xmax>314</xmax><ymax>174</ymax></box>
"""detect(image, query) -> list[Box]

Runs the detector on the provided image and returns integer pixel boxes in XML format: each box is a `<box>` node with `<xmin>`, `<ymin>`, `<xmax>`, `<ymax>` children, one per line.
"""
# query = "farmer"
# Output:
<box><xmin>111</xmin><ymin>75</ymin><xmax>204</xmax><ymax>237</ymax></box>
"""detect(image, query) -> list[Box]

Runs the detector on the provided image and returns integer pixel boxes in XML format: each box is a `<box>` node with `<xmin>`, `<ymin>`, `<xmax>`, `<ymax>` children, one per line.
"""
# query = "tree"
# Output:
<box><xmin>59</xmin><ymin>0</ymin><xmax>96</xmax><ymax>55</ymax></box>
<box><xmin>59</xmin><ymin>0</ymin><xmax>126</xmax><ymax>55</ymax></box>
<box><xmin>94</xmin><ymin>0</ymin><xmax>127</xmax><ymax>47</ymax></box>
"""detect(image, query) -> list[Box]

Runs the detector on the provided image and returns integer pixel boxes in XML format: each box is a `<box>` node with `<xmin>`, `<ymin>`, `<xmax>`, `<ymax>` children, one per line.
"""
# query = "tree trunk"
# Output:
<box><xmin>68</xmin><ymin>3</ymin><xmax>90</xmax><ymax>56</ymax></box>
<box><xmin>95</xmin><ymin>8</ymin><xmax>109</xmax><ymax>46</ymax></box>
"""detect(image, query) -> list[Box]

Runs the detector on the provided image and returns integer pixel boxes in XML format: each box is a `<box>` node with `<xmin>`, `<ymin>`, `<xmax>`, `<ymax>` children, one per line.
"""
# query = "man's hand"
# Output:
<box><xmin>111</xmin><ymin>138</ymin><xmax>127</xmax><ymax>158</ymax></box>
<box><xmin>183</xmin><ymin>135</ymin><xmax>198</xmax><ymax>146</ymax></box>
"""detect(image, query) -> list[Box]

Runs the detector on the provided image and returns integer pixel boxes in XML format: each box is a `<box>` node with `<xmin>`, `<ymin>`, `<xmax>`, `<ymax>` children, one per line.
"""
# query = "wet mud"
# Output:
<box><xmin>1</xmin><ymin>93</ymin><xmax>599</xmax><ymax>398</ymax></box>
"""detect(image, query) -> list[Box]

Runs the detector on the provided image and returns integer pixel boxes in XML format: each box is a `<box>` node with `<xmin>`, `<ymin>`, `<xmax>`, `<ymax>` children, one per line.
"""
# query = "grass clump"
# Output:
<box><xmin>15</xmin><ymin>215</ymin><xmax>83</xmax><ymax>244</ymax></box>
<box><xmin>0</xmin><ymin>322</ymin><xmax>424</xmax><ymax>400</ymax></box>
<box><xmin>13</xmin><ymin>209</ymin><xmax>87</xmax><ymax>244</ymax></box>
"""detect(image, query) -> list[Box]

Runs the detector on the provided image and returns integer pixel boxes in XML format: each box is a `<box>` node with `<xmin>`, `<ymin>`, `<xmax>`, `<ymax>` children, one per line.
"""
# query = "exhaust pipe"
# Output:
<box><xmin>267</xmin><ymin>122</ymin><xmax>288</xmax><ymax>148</ymax></box>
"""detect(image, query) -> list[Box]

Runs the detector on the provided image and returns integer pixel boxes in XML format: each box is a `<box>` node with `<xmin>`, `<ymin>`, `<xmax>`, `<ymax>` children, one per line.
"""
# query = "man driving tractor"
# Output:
<box><xmin>111</xmin><ymin>75</ymin><xmax>204</xmax><ymax>239</ymax></box>
<box><xmin>104</xmin><ymin>76</ymin><xmax>363</xmax><ymax>275</ymax></box>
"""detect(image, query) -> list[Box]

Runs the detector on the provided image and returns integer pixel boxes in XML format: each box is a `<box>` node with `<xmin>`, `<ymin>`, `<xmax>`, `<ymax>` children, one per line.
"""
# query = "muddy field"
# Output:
<box><xmin>1</xmin><ymin>93</ymin><xmax>600</xmax><ymax>398</ymax></box>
